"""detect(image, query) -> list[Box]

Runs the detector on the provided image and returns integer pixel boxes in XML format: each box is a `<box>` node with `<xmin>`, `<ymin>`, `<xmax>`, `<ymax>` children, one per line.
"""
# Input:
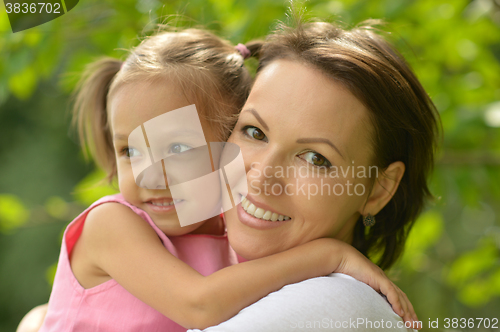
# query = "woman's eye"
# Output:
<box><xmin>123</xmin><ymin>147</ymin><xmax>142</xmax><ymax>158</ymax></box>
<box><xmin>298</xmin><ymin>151</ymin><xmax>333</xmax><ymax>168</ymax></box>
<box><xmin>169</xmin><ymin>143</ymin><xmax>192</xmax><ymax>154</ymax></box>
<box><xmin>244</xmin><ymin>126</ymin><xmax>267</xmax><ymax>141</ymax></box>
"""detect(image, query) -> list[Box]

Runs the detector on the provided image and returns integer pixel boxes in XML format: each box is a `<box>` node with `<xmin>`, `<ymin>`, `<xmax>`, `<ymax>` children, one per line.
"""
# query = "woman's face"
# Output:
<box><xmin>225</xmin><ymin>60</ymin><xmax>377</xmax><ymax>260</ymax></box>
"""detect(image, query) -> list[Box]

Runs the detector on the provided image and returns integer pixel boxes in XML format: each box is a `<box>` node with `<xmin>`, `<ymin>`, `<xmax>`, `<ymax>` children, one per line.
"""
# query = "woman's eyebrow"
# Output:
<box><xmin>244</xmin><ymin>108</ymin><xmax>269</xmax><ymax>131</ymax></box>
<box><xmin>296</xmin><ymin>138</ymin><xmax>346</xmax><ymax>160</ymax></box>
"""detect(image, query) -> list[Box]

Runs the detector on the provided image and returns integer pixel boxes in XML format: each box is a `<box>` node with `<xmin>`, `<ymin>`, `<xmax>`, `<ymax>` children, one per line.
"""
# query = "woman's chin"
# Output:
<box><xmin>226</xmin><ymin>227</ymin><xmax>284</xmax><ymax>260</ymax></box>
<box><xmin>229</xmin><ymin>238</ymin><xmax>270</xmax><ymax>260</ymax></box>
<box><xmin>225</xmin><ymin>205</ymin><xmax>291</xmax><ymax>259</ymax></box>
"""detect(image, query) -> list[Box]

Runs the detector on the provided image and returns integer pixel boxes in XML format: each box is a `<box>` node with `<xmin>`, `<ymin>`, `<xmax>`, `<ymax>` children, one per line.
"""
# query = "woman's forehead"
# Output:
<box><xmin>251</xmin><ymin>60</ymin><xmax>364</xmax><ymax>115</ymax></box>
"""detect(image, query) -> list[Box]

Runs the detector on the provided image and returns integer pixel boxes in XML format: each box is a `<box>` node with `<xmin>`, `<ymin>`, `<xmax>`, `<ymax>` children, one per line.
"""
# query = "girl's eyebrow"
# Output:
<box><xmin>243</xmin><ymin>108</ymin><xmax>269</xmax><ymax>132</ymax></box>
<box><xmin>113</xmin><ymin>134</ymin><xmax>127</xmax><ymax>141</ymax></box>
<box><xmin>296</xmin><ymin>138</ymin><xmax>346</xmax><ymax>161</ymax></box>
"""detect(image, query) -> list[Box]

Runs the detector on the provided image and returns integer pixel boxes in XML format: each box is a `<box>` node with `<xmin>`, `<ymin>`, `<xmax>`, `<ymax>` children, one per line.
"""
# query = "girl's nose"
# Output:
<box><xmin>136</xmin><ymin>161</ymin><xmax>168</xmax><ymax>189</ymax></box>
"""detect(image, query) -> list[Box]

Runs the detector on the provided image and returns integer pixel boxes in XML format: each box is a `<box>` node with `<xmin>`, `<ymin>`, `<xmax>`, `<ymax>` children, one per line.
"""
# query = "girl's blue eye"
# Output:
<box><xmin>124</xmin><ymin>147</ymin><xmax>142</xmax><ymax>158</ymax></box>
<box><xmin>298</xmin><ymin>151</ymin><xmax>333</xmax><ymax>168</ymax></box>
<box><xmin>169</xmin><ymin>143</ymin><xmax>192</xmax><ymax>154</ymax></box>
<box><xmin>244</xmin><ymin>126</ymin><xmax>267</xmax><ymax>141</ymax></box>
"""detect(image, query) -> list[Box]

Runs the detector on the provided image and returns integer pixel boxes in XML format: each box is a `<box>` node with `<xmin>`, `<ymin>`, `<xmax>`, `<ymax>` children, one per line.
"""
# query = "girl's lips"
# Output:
<box><xmin>236</xmin><ymin>201</ymin><xmax>290</xmax><ymax>230</ymax></box>
<box><xmin>145</xmin><ymin>200</ymin><xmax>184</xmax><ymax>214</ymax></box>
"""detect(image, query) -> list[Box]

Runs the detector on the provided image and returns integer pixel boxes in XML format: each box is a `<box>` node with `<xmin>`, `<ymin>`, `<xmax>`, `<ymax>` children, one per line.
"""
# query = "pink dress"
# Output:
<box><xmin>39</xmin><ymin>194</ymin><xmax>238</xmax><ymax>332</ymax></box>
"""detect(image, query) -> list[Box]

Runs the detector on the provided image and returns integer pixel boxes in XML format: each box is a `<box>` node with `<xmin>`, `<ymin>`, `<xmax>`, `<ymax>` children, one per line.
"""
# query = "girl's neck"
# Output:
<box><xmin>190</xmin><ymin>215</ymin><xmax>225</xmax><ymax>236</ymax></box>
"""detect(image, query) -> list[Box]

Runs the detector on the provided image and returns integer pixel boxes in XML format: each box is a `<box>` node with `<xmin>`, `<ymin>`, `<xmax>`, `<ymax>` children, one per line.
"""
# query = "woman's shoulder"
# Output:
<box><xmin>189</xmin><ymin>273</ymin><xmax>415</xmax><ymax>332</ymax></box>
<box><xmin>284</xmin><ymin>272</ymin><xmax>385</xmax><ymax>297</ymax></box>
<box><xmin>261</xmin><ymin>272</ymin><xmax>396</xmax><ymax>313</ymax></box>
<box><xmin>272</xmin><ymin>273</ymin><xmax>408</xmax><ymax>323</ymax></box>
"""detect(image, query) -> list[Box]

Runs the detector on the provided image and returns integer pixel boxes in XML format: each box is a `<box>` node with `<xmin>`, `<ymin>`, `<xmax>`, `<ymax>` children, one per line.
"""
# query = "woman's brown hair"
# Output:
<box><xmin>73</xmin><ymin>28</ymin><xmax>253</xmax><ymax>181</ymax></box>
<box><xmin>246</xmin><ymin>16</ymin><xmax>441</xmax><ymax>270</ymax></box>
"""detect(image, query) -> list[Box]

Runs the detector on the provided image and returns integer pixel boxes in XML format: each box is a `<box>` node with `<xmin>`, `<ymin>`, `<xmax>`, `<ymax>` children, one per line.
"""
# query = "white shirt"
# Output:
<box><xmin>188</xmin><ymin>273</ymin><xmax>417</xmax><ymax>332</ymax></box>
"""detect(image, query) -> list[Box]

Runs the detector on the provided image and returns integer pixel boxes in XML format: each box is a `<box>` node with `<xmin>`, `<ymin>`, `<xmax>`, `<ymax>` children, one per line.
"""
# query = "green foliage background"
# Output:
<box><xmin>1</xmin><ymin>0</ymin><xmax>499</xmax><ymax>331</ymax></box>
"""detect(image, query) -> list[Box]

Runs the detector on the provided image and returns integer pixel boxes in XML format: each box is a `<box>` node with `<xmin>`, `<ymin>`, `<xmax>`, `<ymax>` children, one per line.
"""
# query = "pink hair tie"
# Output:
<box><xmin>235</xmin><ymin>43</ymin><xmax>251</xmax><ymax>59</ymax></box>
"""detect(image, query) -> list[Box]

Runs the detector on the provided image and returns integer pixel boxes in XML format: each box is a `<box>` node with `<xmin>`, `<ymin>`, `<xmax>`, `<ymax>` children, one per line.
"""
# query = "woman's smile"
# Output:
<box><xmin>240</xmin><ymin>195</ymin><xmax>291</xmax><ymax>221</ymax></box>
<box><xmin>236</xmin><ymin>194</ymin><xmax>292</xmax><ymax>230</ymax></box>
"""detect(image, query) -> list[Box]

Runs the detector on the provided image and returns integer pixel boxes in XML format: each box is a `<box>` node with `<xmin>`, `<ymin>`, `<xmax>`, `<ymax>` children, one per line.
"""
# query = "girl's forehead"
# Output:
<box><xmin>108</xmin><ymin>81</ymin><xmax>191</xmax><ymax>133</ymax></box>
<box><xmin>108</xmin><ymin>80</ymin><xmax>219</xmax><ymax>144</ymax></box>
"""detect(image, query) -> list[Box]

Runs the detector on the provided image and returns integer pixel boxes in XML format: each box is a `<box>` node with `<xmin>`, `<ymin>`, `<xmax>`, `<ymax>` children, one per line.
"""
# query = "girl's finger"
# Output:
<box><xmin>401</xmin><ymin>291</ymin><xmax>420</xmax><ymax>329</ymax></box>
<box><xmin>380</xmin><ymin>281</ymin><xmax>404</xmax><ymax>317</ymax></box>
<box><xmin>396</xmin><ymin>287</ymin><xmax>411</xmax><ymax>324</ymax></box>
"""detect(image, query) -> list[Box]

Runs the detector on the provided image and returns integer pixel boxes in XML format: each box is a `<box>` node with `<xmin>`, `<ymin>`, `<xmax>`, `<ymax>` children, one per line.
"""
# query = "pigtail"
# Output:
<box><xmin>245</xmin><ymin>40</ymin><xmax>264</xmax><ymax>59</ymax></box>
<box><xmin>70</xmin><ymin>28</ymin><xmax>256</xmax><ymax>181</ymax></box>
<box><xmin>72</xmin><ymin>57</ymin><xmax>122</xmax><ymax>181</ymax></box>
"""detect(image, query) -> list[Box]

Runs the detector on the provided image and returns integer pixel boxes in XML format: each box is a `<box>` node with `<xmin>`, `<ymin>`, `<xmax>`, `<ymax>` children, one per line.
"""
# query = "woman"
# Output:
<box><xmin>185</xmin><ymin>17</ymin><xmax>438</xmax><ymax>331</ymax></box>
<box><xmin>18</xmin><ymin>16</ymin><xmax>438</xmax><ymax>332</ymax></box>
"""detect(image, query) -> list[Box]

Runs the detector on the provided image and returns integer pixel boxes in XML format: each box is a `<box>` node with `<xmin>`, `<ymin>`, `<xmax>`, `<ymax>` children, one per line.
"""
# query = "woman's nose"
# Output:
<box><xmin>246</xmin><ymin>152</ymin><xmax>286</xmax><ymax>196</ymax></box>
<box><xmin>136</xmin><ymin>161</ymin><xmax>168</xmax><ymax>189</ymax></box>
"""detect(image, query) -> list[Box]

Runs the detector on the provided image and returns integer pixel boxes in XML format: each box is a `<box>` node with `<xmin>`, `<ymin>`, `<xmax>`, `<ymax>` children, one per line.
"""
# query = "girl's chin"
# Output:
<box><xmin>155</xmin><ymin>222</ymin><xmax>200</xmax><ymax>236</ymax></box>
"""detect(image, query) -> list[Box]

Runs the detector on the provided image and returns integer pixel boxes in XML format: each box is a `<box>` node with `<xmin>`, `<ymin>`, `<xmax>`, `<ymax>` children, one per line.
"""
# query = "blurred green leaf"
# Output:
<box><xmin>45</xmin><ymin>196</ymin><xmax>69</xmax><ymax>220</ymax></box>
<box><xmin>73</xmin><ymin>169</ymin><xmax>119</xmax><ymax>206</ymax></box>
<box><xmin>458</xmin><ymin>267</ymin><xmax>500</xmax><ymax>307</ymax></box>
<box><xmin>447</xmin><ymin>238</ymin><xmax>498</xmax><ymax>288</ymax></box>
<box><xmin>8</xmin><ymin>66</ymin><xmax>37</xmax><ymax>100</ymax></box>
<box><xmin>45</xmin><ymin>262</ymin><xmax>58</xmax><ymax>286</ymax></box>
<box><xmin>0</xmin><ymin>194</ymin><xmax>30</xmax><ymax>233</ymax></box>
<box><xmin>410</xmin><ymin>210</ymin><xmax>444</xmax><ymax>249</ymax></box>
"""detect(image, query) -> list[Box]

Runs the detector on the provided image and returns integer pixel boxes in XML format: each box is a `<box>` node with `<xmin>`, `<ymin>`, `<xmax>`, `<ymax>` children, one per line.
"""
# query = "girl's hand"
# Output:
<box><xmin>16</xmin><ymin>303</ymin><xmax>47</xmax><ymax>332</ymax></box>
<box><xmin>335</xmin><ymin>243</ymin><xmax>421</xmax><ymax>329</ymax></box>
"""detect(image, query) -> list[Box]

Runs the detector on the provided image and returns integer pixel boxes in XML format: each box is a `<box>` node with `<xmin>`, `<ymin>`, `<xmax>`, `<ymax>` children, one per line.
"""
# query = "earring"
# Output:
<box><xmin>363</xmin><ymin>214</ymin><xmax>376</xmax><ymax>227</ymax></box>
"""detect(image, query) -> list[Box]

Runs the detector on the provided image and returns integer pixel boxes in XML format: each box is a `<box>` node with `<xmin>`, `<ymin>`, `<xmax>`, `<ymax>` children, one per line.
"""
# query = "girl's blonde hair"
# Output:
<box><xmin>73</xmin><ymin>28</ymin><xmax>252</xmax><ymax>181</ymax></box>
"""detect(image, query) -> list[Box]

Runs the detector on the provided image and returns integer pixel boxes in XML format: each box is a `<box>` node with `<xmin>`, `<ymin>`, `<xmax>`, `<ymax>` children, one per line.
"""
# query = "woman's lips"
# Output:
<box><xmin>242</xmin><ymin>195</ymin><xmax>291</xmax><ymax>220</ymax></box>
<box><xmin>236</xmin><ymin>195</ymin><xmax>291</xmax><ymax>230</ymax></box>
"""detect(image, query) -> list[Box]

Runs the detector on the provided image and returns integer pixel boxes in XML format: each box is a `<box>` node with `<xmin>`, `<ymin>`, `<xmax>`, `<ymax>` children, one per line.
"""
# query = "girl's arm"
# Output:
<box><xmin>16</xmin><ymin>304</ymin><xmax>48</xmax><ymax>332</ymax></box>
<box><xmin>80</xmin><ymin>203</ymin><xmax>415</xmax><ymax>329</ymax></box>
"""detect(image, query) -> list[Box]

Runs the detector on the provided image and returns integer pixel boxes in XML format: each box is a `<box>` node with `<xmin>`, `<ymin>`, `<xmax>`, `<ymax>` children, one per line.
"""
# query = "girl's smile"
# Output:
<box><xmin>145</xmin><ymin>197</ymin><xmax>184</xmax><ymax>214</ymax></box>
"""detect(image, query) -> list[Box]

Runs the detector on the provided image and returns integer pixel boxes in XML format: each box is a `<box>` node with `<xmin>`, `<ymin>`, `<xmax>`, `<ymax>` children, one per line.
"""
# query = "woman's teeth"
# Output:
<box><xmin>241</xmin><ymin>196</ymin><xmax>290</xmax><ymax>221</ymax></box>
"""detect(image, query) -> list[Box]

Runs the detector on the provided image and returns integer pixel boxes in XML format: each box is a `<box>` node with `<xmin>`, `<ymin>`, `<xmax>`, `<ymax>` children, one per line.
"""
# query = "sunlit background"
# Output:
<box><xmin>1</xmin><ymin>0</ymin><xmax>499</xmax><ymax>331</ymax></box>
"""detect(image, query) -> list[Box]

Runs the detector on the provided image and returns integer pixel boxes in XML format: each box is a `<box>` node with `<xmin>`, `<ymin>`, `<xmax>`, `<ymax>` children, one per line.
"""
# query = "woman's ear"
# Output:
<box><xmin>360</xmin><ymin>161</ymin><xmax>405</xmax><ymax>216</ymax></box>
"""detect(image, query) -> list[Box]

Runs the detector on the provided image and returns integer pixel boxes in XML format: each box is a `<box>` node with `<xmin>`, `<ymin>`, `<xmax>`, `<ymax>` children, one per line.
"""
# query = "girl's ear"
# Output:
<box><xmin>360</xmin><ymin>161</ymin><xmax>405</xmax><ymax>216</ymax></box>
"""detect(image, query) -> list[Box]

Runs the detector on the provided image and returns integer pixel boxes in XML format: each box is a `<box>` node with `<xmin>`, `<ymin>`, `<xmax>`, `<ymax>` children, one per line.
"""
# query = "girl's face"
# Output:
<box><xmin>108</xmin><ymin>80</ymin><xmax>220</xmax><ymax>236</ymax></box>
<box><xmin>225</xmin><ymin>60</ymin><xmax>376</xmax><ymax>260</ymax></box>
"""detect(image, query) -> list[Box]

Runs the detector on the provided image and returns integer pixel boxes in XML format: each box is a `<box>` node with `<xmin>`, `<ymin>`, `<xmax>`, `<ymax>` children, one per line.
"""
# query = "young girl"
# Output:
<box><xmin>36</xmin><ymin>28</ymin><xmax>416</xmax><ymax>332</ymax></box>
